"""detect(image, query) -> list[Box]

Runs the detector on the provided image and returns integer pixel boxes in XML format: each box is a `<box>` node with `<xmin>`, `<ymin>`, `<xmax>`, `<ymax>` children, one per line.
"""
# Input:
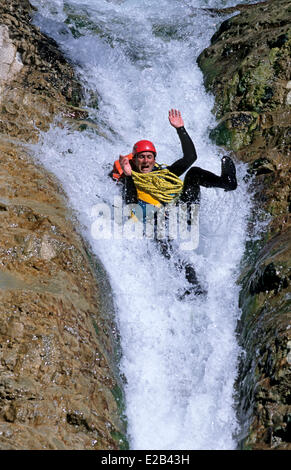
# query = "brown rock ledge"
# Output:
<box><xmin>0</xmin><ymin>0</ymin><xmax>126</xmax><ymax>450</ymax></box>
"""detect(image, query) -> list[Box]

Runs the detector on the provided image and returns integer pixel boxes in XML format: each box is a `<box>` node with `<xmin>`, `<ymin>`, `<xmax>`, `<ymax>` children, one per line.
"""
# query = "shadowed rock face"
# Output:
<box><xmin>198</xmin><ymin>0</ymin><xmax>291</xmax><ymax>450</ymax></box>
<box><xmin>0</xmin><ymin>0</ymin><xmax>127</xmax><ymax>450</ymax></box>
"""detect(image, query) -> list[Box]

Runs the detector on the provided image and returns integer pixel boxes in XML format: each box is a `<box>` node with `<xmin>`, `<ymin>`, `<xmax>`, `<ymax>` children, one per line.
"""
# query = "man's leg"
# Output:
<box><xmin>175</xmin><ymin>156</ymin><xmax>237</xmax><ymax>297</ymax></box>
<box><xmin>180</xmin><ymin>156</ymin><xmax>237</xmax><ymax>204</ymax></box>
<box><xmin>156</xmin><ymin>236</ymin><xmax>205</xmax><ymax>297</ymax></box>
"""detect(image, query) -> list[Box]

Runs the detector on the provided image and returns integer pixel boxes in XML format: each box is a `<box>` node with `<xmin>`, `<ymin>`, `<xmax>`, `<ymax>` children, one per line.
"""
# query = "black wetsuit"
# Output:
<box><xmin>115</xmin><ymin>126</ymin><xmax>237</xmax><ymax>296</ymax></box>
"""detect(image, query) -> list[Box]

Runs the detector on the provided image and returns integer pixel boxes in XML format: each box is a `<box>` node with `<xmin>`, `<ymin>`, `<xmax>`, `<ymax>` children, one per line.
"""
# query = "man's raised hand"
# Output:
<box><xmin>168</xmin><ymin>109</ymin><xmax>184</xmax><ymax>129</ymax></box>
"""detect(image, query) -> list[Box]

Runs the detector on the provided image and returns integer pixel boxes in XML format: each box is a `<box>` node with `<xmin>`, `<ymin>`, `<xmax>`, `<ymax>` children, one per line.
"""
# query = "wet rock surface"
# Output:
<box><xmin>198</xmin><ymin>0</ymin><xmax>290</xmax><ymax>450</ymax></box>
<box><xmin>0</xmin><ymin>0</ymin><xmax>126</xmax><ymax>450</ymax></box>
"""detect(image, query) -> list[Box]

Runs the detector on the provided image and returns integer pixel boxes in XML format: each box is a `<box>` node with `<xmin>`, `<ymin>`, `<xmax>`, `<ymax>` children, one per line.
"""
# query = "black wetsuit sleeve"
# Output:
<box><xmin>167</xmin><ymin>127</ymin><xmax>197</xmax><ymax>177</ymax></box>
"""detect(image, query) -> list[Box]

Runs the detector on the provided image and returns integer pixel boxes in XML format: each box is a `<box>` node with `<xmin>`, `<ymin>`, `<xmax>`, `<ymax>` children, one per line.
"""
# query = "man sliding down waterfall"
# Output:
<box><xmin>110</xmin><ymin>109</ymin><xmax>237</xmax><ymax>298</ymax></box>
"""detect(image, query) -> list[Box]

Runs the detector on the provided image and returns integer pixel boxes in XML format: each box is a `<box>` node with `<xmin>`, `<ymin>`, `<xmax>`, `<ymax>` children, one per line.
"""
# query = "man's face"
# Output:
<box><xmin>133</xmin><ymin>152</ymin><xmax>155</xmax><ymax>173</ymax></box>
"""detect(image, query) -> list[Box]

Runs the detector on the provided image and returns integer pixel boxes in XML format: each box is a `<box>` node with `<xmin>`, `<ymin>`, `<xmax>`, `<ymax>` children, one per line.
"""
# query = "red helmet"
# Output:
<box><xmin>132</xmin><ymin>140</ymin><xmax>156</xmax><ymax>156</ymax></box>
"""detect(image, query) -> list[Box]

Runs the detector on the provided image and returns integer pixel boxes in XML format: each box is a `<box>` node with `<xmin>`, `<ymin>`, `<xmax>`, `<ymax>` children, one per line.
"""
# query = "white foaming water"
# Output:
<box><xmin>29</xmin><ymin>0</ymin><xmax>253</xmax><ymax>449</ymax></box>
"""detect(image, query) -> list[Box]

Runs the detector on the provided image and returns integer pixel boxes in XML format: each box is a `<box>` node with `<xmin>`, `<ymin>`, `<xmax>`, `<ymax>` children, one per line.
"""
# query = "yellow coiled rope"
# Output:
<box><xmin>131</xmin><ymin>168</ymin><xmax>184</xmax><ymax>203</ymax></box>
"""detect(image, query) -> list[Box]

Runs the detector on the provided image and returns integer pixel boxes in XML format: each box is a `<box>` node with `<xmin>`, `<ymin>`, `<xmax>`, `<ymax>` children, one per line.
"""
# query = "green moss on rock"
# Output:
<box><xmin>210</xmin><ymin>112</ymin><xmax>258</xmax><ymax>151</ymax></box>
<box><xmin>110</xmin><ymin>430</ymin><xmax>130</xmax><ymax>450</ymax></box>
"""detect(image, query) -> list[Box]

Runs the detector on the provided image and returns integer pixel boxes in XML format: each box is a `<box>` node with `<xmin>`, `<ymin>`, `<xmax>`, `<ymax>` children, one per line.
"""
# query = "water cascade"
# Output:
<box><xmin>29</xmin><ymin>0</ymin><xmax>254</xmax><ymax>450</ymax></box>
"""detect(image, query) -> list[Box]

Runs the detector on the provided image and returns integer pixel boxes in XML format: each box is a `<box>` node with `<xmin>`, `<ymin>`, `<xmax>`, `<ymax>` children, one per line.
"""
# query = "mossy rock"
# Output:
<box><xmin>197</xmin><ymin>0</ymin><xmax>291</xmax><ymax>121</ymax></box>
<box><xmin>110</xmin><ymin>430</ymin><xmax>130</xmax><ymax>450</ymax></box>
<box><xmin>210</xmin><ymin>112</ymin><xmax>259</xmax><ymax>151</ymax></box>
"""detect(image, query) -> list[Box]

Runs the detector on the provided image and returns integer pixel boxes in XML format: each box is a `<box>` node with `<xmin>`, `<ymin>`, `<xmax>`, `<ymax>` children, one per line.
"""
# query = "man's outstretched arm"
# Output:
<box><xmin>167</xmin><ymin>109</ymin><xmax>197</xmax><ymax>177</ymax></box>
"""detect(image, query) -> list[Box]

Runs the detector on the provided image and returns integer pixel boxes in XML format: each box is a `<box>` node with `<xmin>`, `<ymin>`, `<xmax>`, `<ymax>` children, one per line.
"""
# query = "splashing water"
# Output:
<box><xmin>29</xmin><ymin>0</ymin><xmax>254</xmax><ymax>450</ymax></box>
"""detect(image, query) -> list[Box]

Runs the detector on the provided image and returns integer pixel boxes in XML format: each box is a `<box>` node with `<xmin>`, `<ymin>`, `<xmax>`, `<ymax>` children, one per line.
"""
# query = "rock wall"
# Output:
<box><xmin>0</xmin><ymin>0</ymin><xmax>127</xmax><ymax>450</ymax></box>
<box><xmin>198</xmin><ymin>0</ymin><xmax>290</xmax><ymax>450</ymax></box>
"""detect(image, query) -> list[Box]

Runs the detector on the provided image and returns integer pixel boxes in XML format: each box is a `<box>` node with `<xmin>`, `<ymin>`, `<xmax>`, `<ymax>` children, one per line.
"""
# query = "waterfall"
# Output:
<box><xmin>29</xmin><ymin>0</ymin><xmax>253</xmax><ymax>450</ymax></box>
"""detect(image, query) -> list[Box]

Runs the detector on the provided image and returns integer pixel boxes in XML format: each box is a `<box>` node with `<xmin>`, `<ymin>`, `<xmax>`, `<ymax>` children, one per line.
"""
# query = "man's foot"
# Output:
<box><xmin>177</xmin><ymin>284</ymin><xmax>207</xmax><ymax>301</ymax></box>
<box><xmin>221</xmin><ymin>156</ymin><xmax>237</xmax><ymax>191</ymax></box>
